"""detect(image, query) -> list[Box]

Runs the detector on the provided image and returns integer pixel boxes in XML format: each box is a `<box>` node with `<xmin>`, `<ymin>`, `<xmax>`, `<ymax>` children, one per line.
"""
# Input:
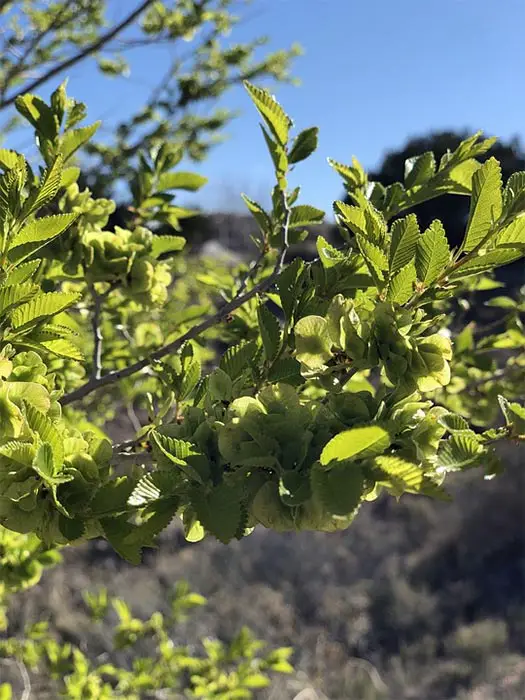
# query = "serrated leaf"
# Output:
<box><xmin>151</xmin><ymin>431</ymin><xmax>203</xmax><ymax>484</ymax></box>
<box><xmin>15</xmin><ymin>94</ymin><xmax>57</xmax><ymax>140</ymax></box>
<box><xmin>437</xmin><ymin>432</ymin><xmax>483</xmax><ymax>471</ymax></box>
<box><xmin>375</xmin><ymin>455</ymin><xmax>449</xmax><ymax>499</ymax></box>
<box><xmin>267</xmin><ymin>357</ymin><xmax>303</xmax><ymax>384</ymax></box>
<box><xmin>311</xmin><ymin>462</ymin><xmax>363</xmax><ymax>515</ymax></box>
<box><xmin>60</xmin><ymin>122</ymin><xmax>100</xmax><ymax>161</ymax></box>
<box><xmin>2</xmin><ymin>260</ymin><xmax>41</xmax><ymax>286</ymax></box>
<box><xmin>244</xmin><ymin>81</ymin><xmax>292</xmax><ymax>146</ymax></box>
<box><xmin>10</xmin><ymin>292</ymin><xmax>81</xmax><ymax>329</ymax></box>
<box><xmin>220</xmin><ymin>340</ymin><xmax>258</xmax><ymax>380</ymax></box>
<box><xmin>241</xmin><ymin>194</ymin><xmax>272</xmax><ymax>237</ymax></box>
<box><xmin>462</xmin><ymin>157</ymin><xmax>502</xmax><ymax>253</ymax></box>
<box><xmin>355</xmin><ymin>234</ymin><xmax>388</xmax><ymax>285</ymax></box>
<box><xmin>191</xmin><ymin>482</ymin><xmax>242</xmax><ymax>544</ymax></box>
<box><xmin>289</xmin><ymin>205</ymin><xmax>324</xmax><ymax>228</ymax></box>
<box><xmin>404</xmin><ymin>152</ymin><xmax>436</xmax><ymax>189</ymax></box>
<box><xmin>415</xmin><ymin>220</ymin><xmax>451</xmax><ymax>285</ymax></box>
<box><xmin>333</xmin><ymin>200</ymin><xmax>367</xmax><ymax>238</ymax></box>
<box><xmin>257</xmin><ymin>304</ymin><xmax>282</xmax><ymax>361</ymax></box>
<box><xmin>35</xmin><ymin>338</ymin><xmax>84</xmax><ymax>360</ymax></box>
<box><xmin>150</xmin><ymin>235</ymin><xmax>185</xmax><ymax>259</ymax></box>
<box><xmin>389</xmin><ymin>214</ymin><xmax>419</xmax><ymax>274</ymax></box>
<box><xmin>24</xmin><ymin>403</ymin><xmax>63</xmax><ymax>467</ymax></box>
<box><xmin>26</xmin><ymin>155</ymin><xmax>64</xmax><ymax>215</ymax></box>
<box><xmin>127</xmin><ymin>474</ymin><xmax>162</xmax><ymax>507</ymax></box>
<box><xmin>492</xmin><ymin>217</ymin><xmax>525</xmax><ymax>248</ymax></box>
<box><xmin>288</xmin><ymin>127</ymin><xmax>318</xmax><ymax>164</ymax></box>
<box><xmin>316</xmin><ymin>235</ymin><xmax>344</xmax><ymax>268</ymax></box>
<box><xmin>450</xmin><ymin>248</ymin><xmax>523</xmax><ymax>278</ymax></box>
<box><xmin>320</xmin><ymin>426</ymin><xmax>391</xmax><ymax>467</ymax></box>
<box><xmin>277</xmin><ymin>257</ymin><xmax>304</xmax><ymax>322</ymax></box>
<box><xmin>387</xmin><ymin>261</ymin><xmax>416</xmax><ymax>304</ymax></box>
<box><xmin>0</xmin><ymin>149</ymin><xmax>23</xmax><ymax>171</ymax></box>
<box><xmin>0</xmin><ymin>283</ymin><xmax>35</xmax><ymax>315</ymax></box>
<box><xmin>179</xmin><ymin>359</ymin><xmax>201</xmax><ymax>401</ymax></box>
<box><xmin>260</xmin><ymin>125</ymin><xmax>288</xmax><ymax>176</ymax></box>
<box><xmin>9</xmin><ymin>213</ymin><xmax>77</xmax><ymax>250</ymax></box>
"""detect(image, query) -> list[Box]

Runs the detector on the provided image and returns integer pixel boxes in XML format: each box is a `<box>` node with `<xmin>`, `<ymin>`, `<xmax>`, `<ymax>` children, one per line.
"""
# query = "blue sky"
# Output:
<box><xmin>9</xmin><ymin>0</ymin><xmax>525</xmax><ymax>217</ymax></box>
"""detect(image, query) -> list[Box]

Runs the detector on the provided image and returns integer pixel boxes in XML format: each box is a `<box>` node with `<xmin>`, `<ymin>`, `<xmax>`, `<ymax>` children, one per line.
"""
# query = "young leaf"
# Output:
<box><xmin>415</xmin><ymin>220</ymin><xmax>451</xmax><ymax>285</ymax></box>
<box><xmin>25</xmin><ymin>155</ymin><xmax>64</xmax><ymax>215</ymax></box>
<box><xmin>191</xmin><ymin>482</ymin><xmax>243</xmax><ymax>544</ymax></box>
<box><xmin>311</xmin><ymin>462</ymin><xmax>363</xmax><ymax>515</ymax></box>
<box><xmin>257</xmin><ymin>304</ymin><xmax>282</xmax><ymax>361</ymax></box>
<box><xmin>220</xmin><ymin>341</ymin><xmax>258</xmax><ymax>380</ymax></box>
<box><xmin>387</xmin><ymin>262</ymin><xmax>416</xmax><ymax>304</ymax></box>
<box><xmin>9</xmin><ymin>292</ymin><xmax>81</xmax><ymax>329</ymax></box>
<box><xmin>389</xmin><ymin>214</ymin><xmax>419</xmax><ymax>274</ymax></box>
<box><xmin>15</xmin><ymin>94</ymin><xmax>57</xmax><ymax>140</ymax></box>
<box><xmin>404</xmin><ymin>152</ymin><xmax>436</xmax><ymax>189</ymax></box>
<box><xmin>9</xmin><ymin>213</ymin><xmax>78</xmax><ymax>250</ymax></box>
<box><xmin>355</xmin><ymin>235</ymin><xmax>388</xmax><ymax>285</ymax></box>
<box><xmin>157</xmin><ymin>172</ymin><xmax>208</xmax><ymax>192</ymax></box>
<box><xmin>150</xmin><ymin>235</ymin><xmax>186</xmax><ymax>259</ymax></box>
<box><xmin>289</xmin><ymin>205</ymin><xmax>325</xmax><ymax>228</ymax></box>
<box><xmin>320</xmin><ymin>426</ymin><xmax>391</xmax><ymax>467</ymax></box>
<box><xmin>244</xmin><ymin>82</ymin><xmax>292</xmax><ymax>146</ymax></box>
<box><xmin>288</xmin><ymin>127</ymin><xmax>318</xmax><ymax>164</ymax></box>
<box><xmin>241</xmin><ymin>194</ymin><xmax>272</xmax><ymax>238</ymax></box>
<box><xmin>60</xmin><ymin>122</ymin><xmax>101</xmax><ymax>161</ymax></box>
<box><xmin>462</xmin><ymin>157</ymin><xmax>502</xmax><ymax>253</ymax></box>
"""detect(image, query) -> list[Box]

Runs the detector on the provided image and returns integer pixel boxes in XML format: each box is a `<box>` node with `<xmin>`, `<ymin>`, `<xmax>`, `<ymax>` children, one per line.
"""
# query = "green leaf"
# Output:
<box><xmin>157</xmin><ymin>171</ymin><xmax>208</xmax><ymax>192</ymax></box>
<box><xmin>267</xmin><ymin>357</ymin><xmax>303</xmax><ymax>385</ymax></box>
<box><xmin>241</xmin><ymin>194</ymin><xmax>272</xmax><ymax>237</ymax></box>
<box><xmin>437</xmin><ymin>433</ymin><xmax>483</xmax><ymax>471</ymax></box>
<box><xmin>387</xmin><ymin>262</ymin><xmax>416</xmax><ymax>304</ymax></box>
<box><xmin>151</xmin><ymin>432</ymin><xmax>204</xmax><ymax>484</ymax></box>
<box><xmin>288</xmin><ymin>126</ymin><xmax>318</xmax><ymax>164</ymax></box>
<box><xmin>415</xmin><ymin>220</ymin><xmax>451</xmax><ymax>285</ymax></box>
<box><xmin>450</xmin><ymin>248</ymin><xmax>523</xmax><ymax>278</ymax></box>
<box><xmin>289</xmin><ymin>205</ymin><xmax>324</xmax><ymax>228</ymax></box>
<box><xmin>257</xmin><ymin>304</ymin><xmax>282</xmax><ymax>361</ymax></box>
<box><xmin>355</xmin><ymin>234</ymin><xmax>388</xmax><ymax>285</ymax></box>
<box><xmin>24</xmin><ymin>403</ymin><xmax>63</xmax><ymax>467</ymax></box>
<box><xmin>294</xmin><ymin>316</ymin><xmax>332</xmax><ymax>369</ymax></box>
<box><xmin>179</xmin><ymin>359</ymin><xmax>201</xmax><ymax>402</ymax></box>
<box><xmin>150</xmin><ymin>235</ymin><xmax>185</xmax><ymax>259</ymax></box>
<box><xmin>191</xmin><ymin>482</ymin><xmax>242</xmax><ymax>544</ymax></box>
<box><xmin>9</xmin><ymin>292</ymin><xmax>81</xmax><ymax>329</ymax></box>
<box><xmin>0</xmin><ymin>283</ymin><xmax>34</xmax><ymax>315</ymax></box>
<box><xmin>311</xmin><ymin>462</ymin><xmax>363</xmax><ymax>515</ymax></box>
<box><xmin>9</xmin><ymin>213</ymin><xmax>77</xmax><ymax>250</ymax></box>
<box><xmin>316</xmin><ymin>235</ymin><xmax>344</xmax><ymax>268</ymax></box>
<box><xmin>375</xmin><ymin>455</ymin><xmax>449</xmax><ymax>499</ymax></box>
<box><xmin>498</xmin><ymin>396</ymin><xmax>525</xmax><ymax>435</ymax></box>
<box><xmin>26</xmin><ymin>155</ymin><xmax>64</xmax><ymax>215</ymax></box>
<box><xmin>60</xmin><ymin>122</ymin><xmax>100</xmax><ymax>161</ymax></box>
<box><xmin>277</xmin><ymin>257</ymin><xmax>304</xmax><ymax>321</ymax></box>
<box><xmin>389</xmin><ymin>214</ymin><xmax>419</xmax><ymax>274</ymax></box>
<box><xmin>0</xmin><ymin>149</ymin><xmax>23</xmax><ymax>171</ymax></box>
<box><xmin>15</xmin><ymin>94</ymin><xmax>57</xmax><ymax>140</ymax></box>
<box><xmin>404</xmin><ymin>152</ymin><xmax>436</xmax><ymax>189</ymax></box>
<box><xmin>320</xmin><ymin>426</ymin><xmax>391</xmax><ymax>467</ymax></box>
<box><xmin>244</xmin><ymin>81</ymin><xmax>292</xmax><ymax>146</ymax></box>
<box><xmin>492</xmin><ymin>217</ymin><xmax>525</xmax><ymax>248</ymax></box>
<box><xmin>220</xmin><ymin>341</ymin><xmax>258</xmax><ymax>380</ymax></box>
<box><xmin>462</xmin><ymin>157</ymin><xmax>502</xmax><ymax>253</ymax></box>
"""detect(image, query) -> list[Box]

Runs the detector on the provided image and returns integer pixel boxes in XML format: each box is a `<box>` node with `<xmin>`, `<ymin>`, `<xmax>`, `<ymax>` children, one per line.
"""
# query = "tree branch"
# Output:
<box><xmin>61</xmin><ymin>208</ymin><xmax>292</xmax><ymax>406</ymax></box>
<box><xmin>0</xmin><ymin>0</ymin><xmax>155</xmax><ymax>111</ymax></box>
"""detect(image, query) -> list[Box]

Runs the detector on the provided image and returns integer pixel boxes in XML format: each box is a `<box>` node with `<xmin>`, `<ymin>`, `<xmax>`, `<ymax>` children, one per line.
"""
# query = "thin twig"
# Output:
<box><xmin>0</xmin><ymin>0</ymin><xmax>155</xmax><ymax>111</ymax></box>
<box><xmin>61</xmin><ymin>210</ymin><xmax>292</xmax><ymax>406</ymax></box>
<box><xmin>89</xmin><ymin>283</ymin><xmax>104</xmax><ymax>380</ymax></box>
<box><xmin>236</xmin><ymin>247</ymin><xmax>266</xmax><ymax>296</ymax></box>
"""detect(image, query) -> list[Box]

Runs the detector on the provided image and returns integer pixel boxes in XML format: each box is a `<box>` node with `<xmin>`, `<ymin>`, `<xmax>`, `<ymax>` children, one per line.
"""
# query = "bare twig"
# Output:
<box><xmin>0</xmin><ymin>0</ymin><xmax>155</xmax><ymax>111</ymax></box>
<box><xmin>89</xmin><ymin>283</ymin><xmax>104</xmax><ymax>380</ymax></box>
<box><xmin>236</xmin><ymin>247</ymin><xmax>267</xmax><ymax>296</ymax></box>
<box><xmin>61</xmin><ymin>205</ymin><xmax>292</xmax><ymax>406</ymax></box>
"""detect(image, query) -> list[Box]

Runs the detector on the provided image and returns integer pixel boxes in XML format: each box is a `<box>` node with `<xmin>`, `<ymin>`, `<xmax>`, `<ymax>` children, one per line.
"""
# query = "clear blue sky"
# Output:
<box><xmin>13</xmin><ymin>0</ymin><xmax>525</xmax><ymax>217</ymax></box>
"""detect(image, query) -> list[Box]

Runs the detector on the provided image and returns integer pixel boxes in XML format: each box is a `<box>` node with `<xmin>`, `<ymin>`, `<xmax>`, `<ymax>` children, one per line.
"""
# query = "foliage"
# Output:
<box><xmin>0</xmin><ymin>529</ymin><xmax>292</xmax><ymax>699</ymax></box>
<box><xmin>0</xmin><ymin>0</ymin><xmax>300</xmax><ymax>198</ymax></box>
<box><xmin>0</xmin><ymin>79</ymin><xmax>523</xmax><ymax>566</ymax></box>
